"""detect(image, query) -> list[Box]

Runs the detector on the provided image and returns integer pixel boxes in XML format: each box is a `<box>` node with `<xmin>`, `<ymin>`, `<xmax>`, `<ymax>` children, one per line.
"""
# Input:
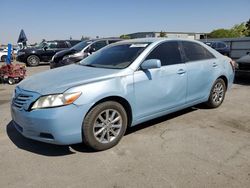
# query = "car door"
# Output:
<box><xmin>181</xmin><ymin>41</ymin><xmax>217</xmax><ymax>103</ymax></box>
<box><xmin>133</xmin><ymin>41</ymin><xmax>187</xmax><ymax>120</ymax></box>
<box><xmin>41</xmin><ymin>42</ymin><xmax>58</xmax><ymax>61</ymax></box>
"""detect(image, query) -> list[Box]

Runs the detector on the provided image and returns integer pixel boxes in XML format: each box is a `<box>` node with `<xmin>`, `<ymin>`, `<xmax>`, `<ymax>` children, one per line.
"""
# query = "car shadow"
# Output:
<box><xmin>126</xmin><ymin>107</ymin><xmax>197</xmax><ymax>135</ymax></box>
<box><xmin>6</xmin><ymin>121</ymin><xmax>95</xmax><ymax>156</ymax></box>
<box><xmin>234</xmin><ymin>74</ymin><xmax>250</xmax><ymax>85</ymax></box>
<box><xmin>7</xmin><ymin>107</ymin><xmax>198</xmax><ymax>156</ymax></box>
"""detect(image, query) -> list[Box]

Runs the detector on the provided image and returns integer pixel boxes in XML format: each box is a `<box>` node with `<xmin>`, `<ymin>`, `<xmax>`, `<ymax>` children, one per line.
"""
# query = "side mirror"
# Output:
<box><xmin>43</xmin><ymin>46</ymin><xmax>48</xmax><ymax>51</ymax></box>
<box><xmin>141</xmin><ymin>59</ymin><xmax>161</xmax><ymax>70</ymax></box>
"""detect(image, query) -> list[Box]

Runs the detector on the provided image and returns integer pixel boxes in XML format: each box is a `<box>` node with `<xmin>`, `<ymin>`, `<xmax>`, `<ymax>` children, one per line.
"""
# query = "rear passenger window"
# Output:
<box><xmin>57</xmin><ymin>42</ymin><xmax>68</xmax><ymax>48</ymax></box>
<box><xmin>182</xmin><ymin>41</ymin><xmax>215</xmax><ymax>62</ymax></box>
<box><xmin>145</xmin><ymin>41</ymin><xmax>182</xmax><ymax>66</ymax></box>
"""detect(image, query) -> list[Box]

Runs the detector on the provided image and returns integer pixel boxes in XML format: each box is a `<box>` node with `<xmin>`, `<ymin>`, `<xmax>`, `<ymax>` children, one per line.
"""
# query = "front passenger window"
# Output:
<box><xmin>145</xmin><ymin>41</ymin><xmax>182</xmax><ymax>66</ymax></box>
<box><xmin>91</xmin><ymin>41</ymin><xmax>107</xmax><ymax>51</ymax></box>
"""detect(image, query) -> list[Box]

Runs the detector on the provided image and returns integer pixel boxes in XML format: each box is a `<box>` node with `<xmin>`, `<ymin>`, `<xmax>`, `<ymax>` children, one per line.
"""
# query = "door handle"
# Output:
<box><xmin>177</xmin><ymin>69</ymin><xmax>186</xmax><ymax>75</ymax></box>
<box><xmin>212</xmin><ymin>62</ymin><xmax>218</xmax><ymax>67</ymax></box>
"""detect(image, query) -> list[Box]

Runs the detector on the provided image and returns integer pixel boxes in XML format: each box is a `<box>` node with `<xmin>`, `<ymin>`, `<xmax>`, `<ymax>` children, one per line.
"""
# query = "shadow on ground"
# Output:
<box><xmin>234</xmin><ymin>74</ymin><xmax>250</xmax><ymax>85</ymax></box>
<box><xmin>7</xmin><ymin>107</ymin><xmax>197</xmax><ymax>156</ymax></box>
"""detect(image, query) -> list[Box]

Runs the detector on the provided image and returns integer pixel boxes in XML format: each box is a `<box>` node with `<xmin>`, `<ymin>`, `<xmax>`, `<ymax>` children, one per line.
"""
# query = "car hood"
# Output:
<box><xmin>18</xmin><ymin>64</ymin><xmax>122</xmax><ymax>95</ymax></box>
<box><xmin>55</xmin><ymin>48</ymin><xmax>75</xmax><ymax>58</ymax></box>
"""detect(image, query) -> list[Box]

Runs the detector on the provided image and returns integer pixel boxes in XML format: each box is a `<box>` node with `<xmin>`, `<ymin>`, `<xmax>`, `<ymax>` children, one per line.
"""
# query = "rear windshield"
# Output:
<box><xmin>80</xmin><ymin>43</ymin><xmax>151</xmax><ymax>69</ymax></box>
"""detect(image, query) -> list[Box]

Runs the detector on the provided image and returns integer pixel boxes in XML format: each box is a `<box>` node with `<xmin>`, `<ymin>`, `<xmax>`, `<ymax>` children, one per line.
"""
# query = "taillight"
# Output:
<box><xmin>229</xmin><ymin>59</ymin><xmax>236</xmax><ymax>71</ymax></box>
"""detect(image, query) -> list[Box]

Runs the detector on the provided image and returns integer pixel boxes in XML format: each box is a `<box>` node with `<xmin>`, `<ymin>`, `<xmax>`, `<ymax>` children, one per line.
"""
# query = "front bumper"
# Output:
<box><xmin>11</xmin><ymin>103</ymin><xmax>90</xmax><ymax>145</ymax></box>
<box><xmin>50</xmin><ymin>58</ymin><xmax>78</xmax><ymax>69</ymax></box>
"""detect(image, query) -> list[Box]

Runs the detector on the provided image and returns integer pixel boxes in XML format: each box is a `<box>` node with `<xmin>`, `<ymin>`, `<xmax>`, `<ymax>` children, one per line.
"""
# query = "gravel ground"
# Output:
<box><xmin>0</xmin><ymin>62</ymin><xmax>250</xmax><ymax>188</ymax></box>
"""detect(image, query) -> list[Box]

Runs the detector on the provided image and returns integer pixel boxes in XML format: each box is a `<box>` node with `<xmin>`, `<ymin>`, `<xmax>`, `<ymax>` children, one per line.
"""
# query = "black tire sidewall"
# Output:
<box><xmin>8</xmin><ymin>78</ymin><xmax>15</xmax><ymax>85</ymax></box>
<box><xmin>82</xmin><ymin>101</ymin><xmax>128</xmax><ymax>151</ymax></box>
<box><xmin>27</xmin><ymin>55</ymin><xmax>40</xmax><ymax>66</ymax></box>
<box><xmin>1</xmin><ymin>55</ymin><xmax>7</xmax><ymax>62</ymax></box>
<box><xmin>207</xmin><ymin>78</ymin><xmax>226</xmax><ymax>108</ymax></box>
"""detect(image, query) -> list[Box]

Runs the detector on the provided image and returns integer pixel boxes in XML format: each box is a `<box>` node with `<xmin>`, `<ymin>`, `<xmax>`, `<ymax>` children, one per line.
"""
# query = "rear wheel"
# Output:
<box><xmin>206</xmin><ymin>78</ymin><xmax>226</xmax><ymax>108</ymax></box>
<box><xmin>27</xmin><ymin>55</ymin><xmax>40</xmax><ymax>66</ymax></box>
<box><xmin>82</xmin><ymin>101</ymin><xmax>128</xmax><ymax>151</ymax></box>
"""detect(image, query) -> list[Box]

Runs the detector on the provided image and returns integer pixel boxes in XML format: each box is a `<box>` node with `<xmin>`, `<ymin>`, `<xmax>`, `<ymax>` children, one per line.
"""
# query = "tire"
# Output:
<box><xmin>206</xmin><ymin>78</ymin><xmax>226</xmax><ymax>108</ymax></box>
<box><xmin>1</xmin><ymin>55</ymin><xmax>7</xmax><ymax>62</ymax></box>
<box><xmin>26</xmin><ymin>55</ymin><xmax>40</xmax><ymax>66</ymax></box>
<box><xmin>8</xmin><ymin>78</ymin><xmax>15</xmax><ymax>85</ymax></box>
<box><xmin>83</xmin><ymin>101</ymin><xmax>128</xmax><ymax>151</ymax></box>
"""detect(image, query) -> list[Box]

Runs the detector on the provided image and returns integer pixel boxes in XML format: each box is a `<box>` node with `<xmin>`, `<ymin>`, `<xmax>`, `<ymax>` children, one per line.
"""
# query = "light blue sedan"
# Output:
<box><xmin>11</xmin><ymin>38</ymin><xmax>235</xmax><ymax>150</ymax></box>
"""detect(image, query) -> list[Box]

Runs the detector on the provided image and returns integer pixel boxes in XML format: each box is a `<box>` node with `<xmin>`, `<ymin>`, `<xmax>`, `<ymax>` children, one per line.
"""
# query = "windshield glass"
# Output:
<box><xmin>79</xmin><ymin>43</ymin><xmax>151</xmax><ymax>69</ymax></box>
<box><xmin>71</xmin><ymin>41</ymin><xmax>92</xmax><ymax>52</ymax></box>
<box><xmin>36</xmin><ymin>42</ymin><xmax>47</xmax><ymax>48</ymax></box>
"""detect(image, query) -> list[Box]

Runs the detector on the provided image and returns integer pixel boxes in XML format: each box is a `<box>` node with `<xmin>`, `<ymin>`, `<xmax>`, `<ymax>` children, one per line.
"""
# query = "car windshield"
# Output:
<box><xmin>71</xmin><ymin>41</ymin><xmax>92</xmax><ymax>52</ymax></box>
<box><xmin>36</xmin><ymin>42</ymin><xmax>47</xmax><ymax>48</ymax></box>
<box><xmin>79</xmin><ymin>43</ymin><xmax>151</xmax><ymax>69</ymax></box>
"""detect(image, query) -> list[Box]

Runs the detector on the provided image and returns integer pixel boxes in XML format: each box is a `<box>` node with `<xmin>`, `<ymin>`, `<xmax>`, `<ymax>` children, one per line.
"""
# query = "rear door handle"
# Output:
<box><xmin>177</xmin><ymin>69</ymin><xmax>186</xmax><ymax>75</ymax></box>
<box><xmin>212</xmin><ymin>62</ymin><xmax>218</xmax><ymax>67</ymax></box>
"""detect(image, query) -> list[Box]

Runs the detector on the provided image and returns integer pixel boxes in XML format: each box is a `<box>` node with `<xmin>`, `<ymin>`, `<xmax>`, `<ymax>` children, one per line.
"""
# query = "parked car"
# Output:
<box><xmin>235</xmin><ymin>52</ymin><xmax>250</xmax><ymax>75</ymax></box>
<box><xmin>16</xmin><ymin>40</ymin><xmax>81</xmax><ymax>66</ymax></box>
<box><xmin>11</xmin><ymin>38</ymin><xmax>235</xmax><ymax>151</ymax></box>
<box><xmin>0</xmin><ymin>48</ymin><xmax>18</xmax><ymax>62</ymax></box>
<box><xmin>204</xmin><ymin>41</ymin><xmax>230</xmax><ymax>56</ymax></box>
<box><xmin>0</xmin><ymin>51</ymin><xmax>8</xmax><ymax>62</ymax></box>
<box><xmin>50</xmin><ymin>38</ymin><xmax>122</xmax><ymax>69</ymax></box>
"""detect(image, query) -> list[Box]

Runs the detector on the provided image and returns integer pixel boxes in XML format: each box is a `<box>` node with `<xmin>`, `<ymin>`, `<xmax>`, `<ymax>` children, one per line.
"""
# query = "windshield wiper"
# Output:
<box><xmin>83</xmin><ymin>64</ymin><xmax>97</xmax><ymax>67</ymax></box>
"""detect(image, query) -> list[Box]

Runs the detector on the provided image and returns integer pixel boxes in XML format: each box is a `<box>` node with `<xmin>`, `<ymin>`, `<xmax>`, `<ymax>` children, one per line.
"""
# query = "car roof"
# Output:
<box><xmin>115</xmin><ymin>37</ymin><xmax>205</xmax><ymax>45</ymax></box>
<box><xmin>84</xmin><ymin>38</ymin><xmax>122</xmax><ymax>43</ymax></box>
<box><xmin>46</xmin><ymin>40</ymin><xmax>81</xmax><ymax>43</ymax></box>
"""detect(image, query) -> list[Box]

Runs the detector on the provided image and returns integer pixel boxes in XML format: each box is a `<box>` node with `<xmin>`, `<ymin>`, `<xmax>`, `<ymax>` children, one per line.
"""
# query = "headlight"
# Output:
<box><xmin>62</xmin><ymin>55</ymin><xmax>72</xmax><ymax>60</ymax></box>
<box><xmin>31</xmin><ymin>92</ymin><xmax>81</xmax><ymax>110</ymax></box>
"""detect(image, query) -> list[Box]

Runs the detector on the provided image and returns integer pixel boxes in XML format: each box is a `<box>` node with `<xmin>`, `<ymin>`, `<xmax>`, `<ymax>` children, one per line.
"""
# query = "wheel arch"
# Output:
<box><xmin>85</xmin><ymin>96</ymin><xmax>133</xmax><ymax>127</ymax></box>
<box><xmin>217</xmin><ymin>75</ymin><xmax>228</xmax><ymax>90</ymax></box>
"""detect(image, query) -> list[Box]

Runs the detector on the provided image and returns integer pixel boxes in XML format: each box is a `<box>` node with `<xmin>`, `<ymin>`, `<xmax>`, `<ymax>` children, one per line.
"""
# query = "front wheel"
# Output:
<box><xmin>1</xmin><ymin>55</ymin><xmax>7</xmax><ymax>62</ymax></box>
<box><xmin>206</xmin><ymin>78</ymin><xmax>226</xmax><ymax>108</ymax></box>
<box><xmin>82</xmin><ymin>101</ymin><xmax>128</xmax><ymax>151</ymax></box>
<box><xmin>8</xmin><ymin>77</ymin><xmax>15</xmax><ymax>85</ymax></box>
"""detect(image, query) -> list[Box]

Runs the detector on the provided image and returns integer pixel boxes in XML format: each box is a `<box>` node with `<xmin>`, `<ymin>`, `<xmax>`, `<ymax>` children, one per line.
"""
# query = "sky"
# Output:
<box><xmin>0</xmin><ymin>0</ymin><xmax>250</xmax><ymax>44</ymax></box>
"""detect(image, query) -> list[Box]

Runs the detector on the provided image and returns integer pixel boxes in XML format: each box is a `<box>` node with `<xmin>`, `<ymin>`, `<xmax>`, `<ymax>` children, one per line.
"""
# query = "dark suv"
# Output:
<box><xmin>17</xmin><ymin>40</ymin><xmax>81</xmax><ymax>66</ymax></box>
<box><xmin>50</xmin><ymin>38</ymin><xmax>122</xmax><ymax>69</ymax></box>
<box><xmin>204</xmin><ymin>41</ymin><xmax>230</xmax><ymax>56</ymax></box>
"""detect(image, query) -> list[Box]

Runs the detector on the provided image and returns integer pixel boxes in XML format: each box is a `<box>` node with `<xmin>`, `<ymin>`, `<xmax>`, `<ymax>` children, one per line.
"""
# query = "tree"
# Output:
<box><xmin>81</xmin><ymin>35</ymin><xmax>90</xmax><ymax>40</ymax></box>
<box><xmin>245</xmin><ymin>19</ymin><xmax>250</xmax><ymax>36</ymax></box>
<box><xmin>120</xmin><ymin>35</ymin><xmax>131</xmax><ymax>39</ymax></box>
<box><xmin>208</xmin><ymin>22</ymin><xmax>247</xmax><ymax>38</ymax></box>
<box><xmin>231</xmin><ymin>23</ymin><xmax>247</xmax><ymax>37</ymax></box>
<box><xmin>159</xmin><ymin>31</ymin><xmax>167</xmax><ymax>37</ymax></box>
<box><xmin>208</xmin><ymin>29</ymin><xmax>235</xmax><ymax>38</ymax></box>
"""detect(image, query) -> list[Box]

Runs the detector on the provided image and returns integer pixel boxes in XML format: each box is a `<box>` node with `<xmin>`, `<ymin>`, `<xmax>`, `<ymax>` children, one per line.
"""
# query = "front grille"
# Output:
<box><xmin>238</xmin><ymin>63</ymin><xmax>250</xmax><ymax>71</ymax></box>
<box><xmin>13</xmin><ymin>93</ymin><xmax>33</xmax><ymax>110</ymax></box>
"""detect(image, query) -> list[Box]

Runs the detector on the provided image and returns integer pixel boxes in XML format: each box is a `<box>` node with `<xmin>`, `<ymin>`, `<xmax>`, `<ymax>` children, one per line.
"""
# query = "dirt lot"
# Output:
<box><xmin>0</xmin><ymin>62</ymin><xmax>250</xmax><ymax>188</ymax></box>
